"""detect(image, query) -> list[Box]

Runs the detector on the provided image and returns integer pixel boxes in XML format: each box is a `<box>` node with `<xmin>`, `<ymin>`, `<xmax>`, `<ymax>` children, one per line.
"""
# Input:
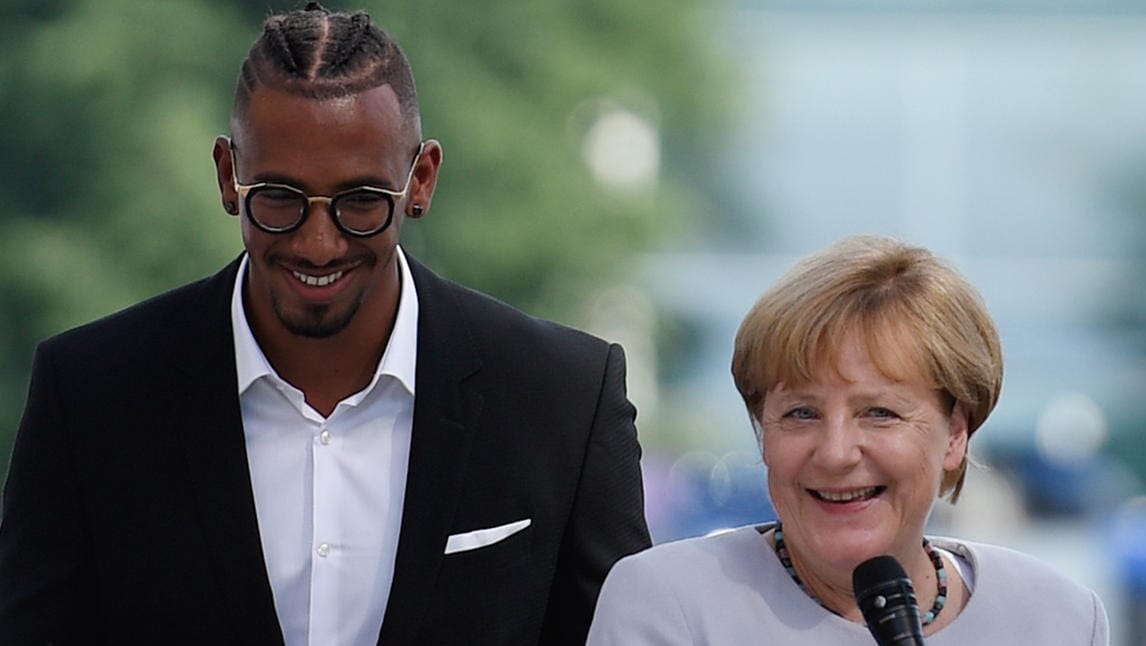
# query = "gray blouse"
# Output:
<box><xmin>587</xmin><ymin>524</ymin><xmax>1108</xmax><ymax>645</ymax></box>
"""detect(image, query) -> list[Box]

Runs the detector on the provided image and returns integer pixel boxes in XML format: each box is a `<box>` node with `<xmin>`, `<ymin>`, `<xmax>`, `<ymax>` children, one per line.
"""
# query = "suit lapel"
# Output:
<box><xmin>159</xmin><ymin>254</ymin><xmax>483</xmax><ymax>644</ymax></box>
<box><xmin>167</xmin><ymin>258</ymin><xmax>284</xmax><ymax>645</ymax></box>
<box><xmin>379</xmin><ymin>256</ymin><xmax>483</xmax><ymax>644</ymax></box>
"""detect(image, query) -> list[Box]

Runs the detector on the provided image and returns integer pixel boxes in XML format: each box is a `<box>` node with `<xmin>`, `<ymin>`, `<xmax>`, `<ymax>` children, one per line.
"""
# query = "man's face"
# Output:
<box><xmin>218</xmin><ymin>85</ymin><xmax>431</xmax><ymax>340</ymax></box>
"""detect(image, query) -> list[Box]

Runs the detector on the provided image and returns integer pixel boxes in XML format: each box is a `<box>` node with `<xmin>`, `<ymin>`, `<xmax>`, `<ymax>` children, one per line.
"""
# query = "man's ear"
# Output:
<box><xmin>406</xmin><ymin>138</ymin><xmax>443</xmax><ymax>218</ymax></box>
<box><xmin>212</xmin><ymin>135</ymin><xmax>239</xmax><ymax>216</ymax></box>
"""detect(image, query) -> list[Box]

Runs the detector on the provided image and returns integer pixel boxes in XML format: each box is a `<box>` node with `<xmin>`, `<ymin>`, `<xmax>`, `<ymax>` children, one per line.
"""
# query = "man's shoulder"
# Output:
<box><xmin>42</xmin><ymin>260</ymin><xmax>238</xmax><ymax>357</ymax></box>
<box><xmin>411</xmin><ymin>257</ymin><xmax>611</xmax><ymax>354</ymax></box>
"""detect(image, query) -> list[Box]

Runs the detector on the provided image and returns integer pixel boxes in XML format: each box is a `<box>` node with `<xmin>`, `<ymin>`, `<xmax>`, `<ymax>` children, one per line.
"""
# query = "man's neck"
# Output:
<box><xmin>249</xmin><ymin>288</ymin><xmax>399</xmax><ymax>418</ymax></box>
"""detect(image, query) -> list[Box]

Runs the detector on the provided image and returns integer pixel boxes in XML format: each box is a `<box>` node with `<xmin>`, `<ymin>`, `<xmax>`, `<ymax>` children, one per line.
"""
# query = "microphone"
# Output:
<box><xmin>852</xmin><ymin>555</ymin><xmax>926</xmax><ymax>645</ymax></box>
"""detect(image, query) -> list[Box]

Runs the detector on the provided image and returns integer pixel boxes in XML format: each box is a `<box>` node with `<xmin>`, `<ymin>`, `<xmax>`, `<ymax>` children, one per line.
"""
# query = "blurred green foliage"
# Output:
<box><xmin>0</xmin><ymin>0</ymin><xmax>732</xmax><ymax>479</ymax></box>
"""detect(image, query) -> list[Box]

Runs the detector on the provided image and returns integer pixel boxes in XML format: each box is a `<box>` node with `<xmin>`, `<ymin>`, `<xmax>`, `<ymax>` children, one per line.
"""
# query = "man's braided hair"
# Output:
<box><xmin>232</xmin><ymin>2</ymin><xmax>419</xmax><ymax>131</ymax></box>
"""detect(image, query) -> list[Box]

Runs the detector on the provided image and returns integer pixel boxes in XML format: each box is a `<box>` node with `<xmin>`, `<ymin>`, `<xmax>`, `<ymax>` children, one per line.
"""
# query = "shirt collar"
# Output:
<box><xmin>231</xmin><ymin>246</ymin><xmax>419</xmax><ymax>400</ymax></box>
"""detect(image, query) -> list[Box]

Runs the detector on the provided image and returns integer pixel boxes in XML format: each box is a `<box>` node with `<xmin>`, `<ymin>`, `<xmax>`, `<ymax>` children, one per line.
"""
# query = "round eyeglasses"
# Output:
<box><xmin>229</xmin><ymin>141</ymin><xmax>425</xmax><ymax>237</ymax></box>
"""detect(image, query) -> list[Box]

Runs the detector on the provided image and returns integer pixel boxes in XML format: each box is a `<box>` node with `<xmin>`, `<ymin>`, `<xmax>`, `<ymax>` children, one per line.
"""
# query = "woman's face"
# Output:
<box><xmin>760</xmin><ymin>332</ymin><xmax>968</xmax><ymax>576</ymax></box>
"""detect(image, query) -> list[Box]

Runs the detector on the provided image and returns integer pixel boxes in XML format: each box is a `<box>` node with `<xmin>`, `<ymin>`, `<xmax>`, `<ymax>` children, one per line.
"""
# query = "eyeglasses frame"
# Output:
<box><xmin>228</xmin><ymin>140</ymin><xmax>426</xmax><ymax>238</ymax></box>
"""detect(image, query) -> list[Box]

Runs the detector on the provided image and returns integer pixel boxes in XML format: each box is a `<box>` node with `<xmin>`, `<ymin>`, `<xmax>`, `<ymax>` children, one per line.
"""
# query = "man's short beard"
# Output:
<box><xmin>272</xmin><ymin>295</ymin><xmax>363</xmax><ymax>339</ymax></box>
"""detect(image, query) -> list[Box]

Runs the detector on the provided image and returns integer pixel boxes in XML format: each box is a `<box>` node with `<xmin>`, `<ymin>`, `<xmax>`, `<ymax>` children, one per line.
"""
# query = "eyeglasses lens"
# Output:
<box><xmin>248</xmin><ymin>187</ymin><xmax>394</xmax><ymax>235</ymax></box>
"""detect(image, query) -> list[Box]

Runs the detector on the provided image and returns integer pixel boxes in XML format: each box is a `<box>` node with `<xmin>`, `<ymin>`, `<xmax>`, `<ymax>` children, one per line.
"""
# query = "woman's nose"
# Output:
<box><xmin>812</xmin><ymin>416</ymin><xmax>863</xmax><ymax>471</ymax></box>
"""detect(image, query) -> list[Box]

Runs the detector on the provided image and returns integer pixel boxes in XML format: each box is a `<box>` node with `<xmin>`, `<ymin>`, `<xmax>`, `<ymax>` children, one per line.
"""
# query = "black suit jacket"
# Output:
<box><xmin>0</xmin><ymin>255</ymin><xmax>651</xmax><ymax>645</ymax></box>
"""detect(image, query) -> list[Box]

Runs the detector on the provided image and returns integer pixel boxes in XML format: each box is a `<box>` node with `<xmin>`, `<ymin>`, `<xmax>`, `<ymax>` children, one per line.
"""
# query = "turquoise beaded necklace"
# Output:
<box><xmin>772</xmin><ymin>523</ymin><xmax>948</xmax><ymax>626</ymax></box>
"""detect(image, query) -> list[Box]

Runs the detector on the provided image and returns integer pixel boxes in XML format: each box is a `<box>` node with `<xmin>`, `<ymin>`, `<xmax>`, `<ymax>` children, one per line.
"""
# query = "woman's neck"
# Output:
<box><xmin>769</xmin><ymin>527</ymin><xmax>940</xmax><ymax>626</ymax></box>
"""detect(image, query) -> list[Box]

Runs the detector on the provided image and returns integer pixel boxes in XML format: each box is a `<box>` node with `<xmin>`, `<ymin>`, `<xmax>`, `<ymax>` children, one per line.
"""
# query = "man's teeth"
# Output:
<box><xmin>293</xmin><ymin>270</ymin><xmax>344</xmax><ymax>287</ymax></box>
<box><xmin>816</xmin><ymin>487</ymin><xmax>879</xmax><ymax>502</ymax></box>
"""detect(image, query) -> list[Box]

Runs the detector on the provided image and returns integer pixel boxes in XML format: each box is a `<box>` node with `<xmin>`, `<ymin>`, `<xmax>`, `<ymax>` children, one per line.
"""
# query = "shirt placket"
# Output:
<box><xmin>309</xmin><ymin>417</ymin><xmax>340</xmax><ymax>646</ymax></box>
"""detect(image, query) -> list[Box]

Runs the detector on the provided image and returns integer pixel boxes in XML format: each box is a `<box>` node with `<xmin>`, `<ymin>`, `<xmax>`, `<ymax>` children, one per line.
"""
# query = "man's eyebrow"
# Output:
<box><xmin>246</xmin><ymin>172</ymin><xmax>394</xmax><ymax>192</ymax></box>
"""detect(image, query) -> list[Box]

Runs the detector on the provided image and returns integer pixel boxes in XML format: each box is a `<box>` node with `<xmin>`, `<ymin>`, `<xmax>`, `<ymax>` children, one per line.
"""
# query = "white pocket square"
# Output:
<box><xmin>444</xmin><ymin>518</ymin><xmax>532</xmax><ymax>555</ymax></box>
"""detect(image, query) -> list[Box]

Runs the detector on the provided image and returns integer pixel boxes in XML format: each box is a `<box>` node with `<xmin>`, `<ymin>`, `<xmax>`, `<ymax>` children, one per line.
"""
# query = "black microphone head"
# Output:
<box><xmin>852</xmin><ymin>556</ymin><xmax>926</xmax><ymax>645</ymax></box>
<box><xmin>853</xmin><ymin>555</ymin><xmax>908</xmax><ymax>595</ymax></box>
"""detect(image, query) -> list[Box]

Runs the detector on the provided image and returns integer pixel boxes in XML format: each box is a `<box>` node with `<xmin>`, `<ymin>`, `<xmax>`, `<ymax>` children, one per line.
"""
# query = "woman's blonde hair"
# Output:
<box><xmin>730</xmin><ymin>235</ymin><xmax>1003</xmax><ymax>502</ymax></box>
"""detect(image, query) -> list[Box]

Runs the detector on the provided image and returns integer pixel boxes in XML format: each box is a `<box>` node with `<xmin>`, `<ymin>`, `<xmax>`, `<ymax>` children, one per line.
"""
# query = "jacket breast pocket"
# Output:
<box><xmin>442</xmin><ymin>518</ymin><xmax>534</xmax><ymax>570</ymax></box>
<box><xmin>428</xmin><ymin>521</ymin><xmax>543</xmax><ymax>643</ymax></box>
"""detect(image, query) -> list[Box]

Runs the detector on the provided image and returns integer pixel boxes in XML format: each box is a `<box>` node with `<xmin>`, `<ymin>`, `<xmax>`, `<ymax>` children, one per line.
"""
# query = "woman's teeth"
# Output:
<box><xmin>813</xmin><ymin>486</ymin><xmax>881</xmax><ymax>502</ymax></box>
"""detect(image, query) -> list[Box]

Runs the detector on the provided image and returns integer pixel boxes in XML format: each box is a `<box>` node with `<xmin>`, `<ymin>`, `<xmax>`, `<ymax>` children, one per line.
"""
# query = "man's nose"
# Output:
<box><xmin>290</xmin><ymin>200</ymin><xmax>347</xmax><ymax>265</ymax></box>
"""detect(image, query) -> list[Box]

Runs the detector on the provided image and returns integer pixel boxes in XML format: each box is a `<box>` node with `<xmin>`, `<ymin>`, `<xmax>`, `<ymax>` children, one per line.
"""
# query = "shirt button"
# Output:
<box><xmin>317</xmin><ymin>543</ymin><xmax>331</xmax><ymax>558</ymax></box>
<box><xmin>319</xmin><ymin>430</ymin><xmax>332</xmax><ymax>445</ymax></box>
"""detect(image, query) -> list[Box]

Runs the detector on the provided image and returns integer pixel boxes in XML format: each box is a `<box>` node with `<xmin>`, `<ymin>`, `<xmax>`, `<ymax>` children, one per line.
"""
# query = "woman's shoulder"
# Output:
<box><xmin>609</xmin><ymin>524</ymin><xmax>774</xmax><ymax>582</ymax></box>
<box><xmin>928</xmin><ymin>536</ymin><xmax>1109</xmax><ymax>645</ymax></box>
<box><xmin>933</xmin><ymin>536</ymin><xmax>1095</xmax><ymax>596</ymax></box>
<box><xmin>589</xmin><ymin>524</ymin><xmax>844</xmax><ymax>645</ymax></box>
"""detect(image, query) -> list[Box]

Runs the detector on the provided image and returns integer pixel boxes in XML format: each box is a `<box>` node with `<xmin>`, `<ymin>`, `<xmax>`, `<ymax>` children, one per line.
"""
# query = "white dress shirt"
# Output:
<box><xmin>231</xmin><ymin>248</ymin><xmax>417</xmax><ymax>646</ymax></box>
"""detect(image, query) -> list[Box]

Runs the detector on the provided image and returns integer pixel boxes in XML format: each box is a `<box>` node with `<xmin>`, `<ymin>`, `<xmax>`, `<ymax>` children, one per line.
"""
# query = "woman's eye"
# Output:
<box><xmin>867</xmin><ymin>407</ymin><xmax>898</xmax><ymax>419</ymax></box>
<box><xmin>784</xmin><ymin>407</ymin><xmax>817</xmax><ymax>420</ymax></box>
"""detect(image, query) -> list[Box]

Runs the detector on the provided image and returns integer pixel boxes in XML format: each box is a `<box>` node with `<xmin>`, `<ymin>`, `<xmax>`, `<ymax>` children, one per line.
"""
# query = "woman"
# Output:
<box><xmin>588</xmin><ymin>235</ymin><xmax>1109</xmax><ymax>644</ymax></box>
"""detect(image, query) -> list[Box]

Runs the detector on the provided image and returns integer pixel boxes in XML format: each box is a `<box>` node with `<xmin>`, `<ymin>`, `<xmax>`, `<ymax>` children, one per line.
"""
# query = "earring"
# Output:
<box><xmin>411</xmin><ymin>204</ymin><xmax>424</xmax><ymax>217</ymax></box>
<box><xmin>224</xmin><ymin>201</ymin><xmax>238</xmax><ymax>214</ymax></box>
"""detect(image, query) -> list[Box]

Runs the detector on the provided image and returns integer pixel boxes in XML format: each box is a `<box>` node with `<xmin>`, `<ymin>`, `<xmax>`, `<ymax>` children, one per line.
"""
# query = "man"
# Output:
<box><xmin>0</xmin><ymin>4</ymin><xmax>650</xmax><ymax>644</ymax></box>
